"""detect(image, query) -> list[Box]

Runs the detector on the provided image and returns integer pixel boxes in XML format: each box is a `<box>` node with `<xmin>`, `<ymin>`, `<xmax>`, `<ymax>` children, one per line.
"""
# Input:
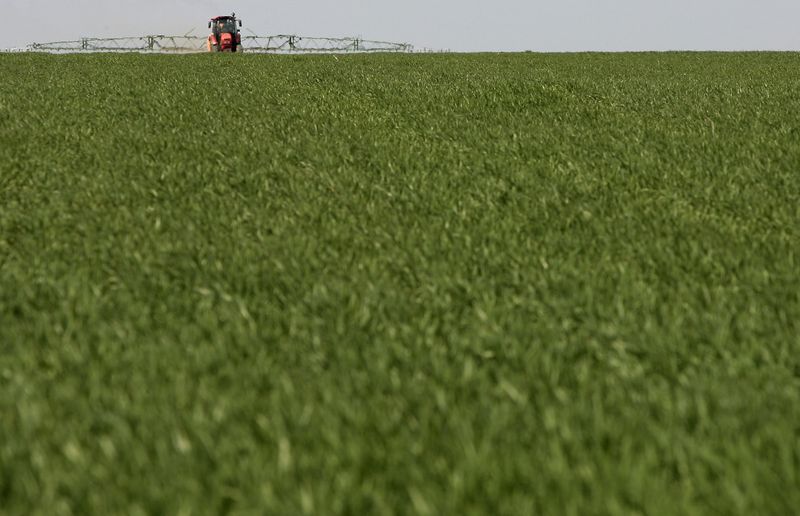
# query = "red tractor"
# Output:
<box><xmin>208</xmin><ymin>13</ymin><xmax>243</xmax><ymax>52</ymax></box>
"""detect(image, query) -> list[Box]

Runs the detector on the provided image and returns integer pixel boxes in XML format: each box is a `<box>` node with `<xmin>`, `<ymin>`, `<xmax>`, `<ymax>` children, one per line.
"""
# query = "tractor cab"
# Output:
<box><xmin>208</xmin><ymin>13</ymin><xmax>243</xmax><ymax>52</ymax></box>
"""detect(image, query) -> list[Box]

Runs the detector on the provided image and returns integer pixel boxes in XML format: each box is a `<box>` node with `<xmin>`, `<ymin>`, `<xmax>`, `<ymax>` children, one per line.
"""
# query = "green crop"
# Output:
<box><xmin>1</xmin><ymin>52</ymin><xmax>799</xmax><ymax>515</ymax></box>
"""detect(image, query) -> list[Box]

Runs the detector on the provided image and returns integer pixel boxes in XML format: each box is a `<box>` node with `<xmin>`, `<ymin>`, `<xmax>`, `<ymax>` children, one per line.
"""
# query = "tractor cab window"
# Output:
<box><xmin>216</xmin><ymin>19</ymin><xmax>236</xmax><ymax>33</ymax></box>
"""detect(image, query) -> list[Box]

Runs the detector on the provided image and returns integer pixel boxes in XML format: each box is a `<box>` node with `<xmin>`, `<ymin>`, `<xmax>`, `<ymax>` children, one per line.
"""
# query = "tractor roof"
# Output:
<box><xmin>210</xmin><ymin>15</ymin><xmax>235</xmax><ymax>21</ymax></box>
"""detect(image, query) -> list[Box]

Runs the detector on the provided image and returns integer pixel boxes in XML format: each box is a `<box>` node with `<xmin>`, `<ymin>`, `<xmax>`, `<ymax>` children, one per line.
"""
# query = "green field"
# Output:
<box><xmin>1</xmin><ymin>52</ymin><xmax>799</xmax><ymax>514</ymax></box>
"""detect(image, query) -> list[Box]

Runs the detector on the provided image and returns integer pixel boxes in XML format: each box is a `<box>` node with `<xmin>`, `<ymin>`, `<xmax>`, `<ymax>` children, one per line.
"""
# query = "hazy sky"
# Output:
<box><xmin>4</xmin><ymin>0</ymin><xmax>800</xmax><ymax>51</ymax></box>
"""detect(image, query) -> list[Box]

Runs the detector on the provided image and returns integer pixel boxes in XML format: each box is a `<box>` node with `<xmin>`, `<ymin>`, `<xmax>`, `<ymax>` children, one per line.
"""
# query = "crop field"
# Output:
<box><xmin>1</xmin><ymin>52</ymin><xmax>799</xmax><ymax>514</ymax></box>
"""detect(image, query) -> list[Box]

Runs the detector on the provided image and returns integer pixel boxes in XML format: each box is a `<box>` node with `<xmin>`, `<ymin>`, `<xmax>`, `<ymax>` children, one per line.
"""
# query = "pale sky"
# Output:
<box><xmin>3</xmin><ymin>0</ymin><xmax>800</xmax><ymax>51</ymax></box>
